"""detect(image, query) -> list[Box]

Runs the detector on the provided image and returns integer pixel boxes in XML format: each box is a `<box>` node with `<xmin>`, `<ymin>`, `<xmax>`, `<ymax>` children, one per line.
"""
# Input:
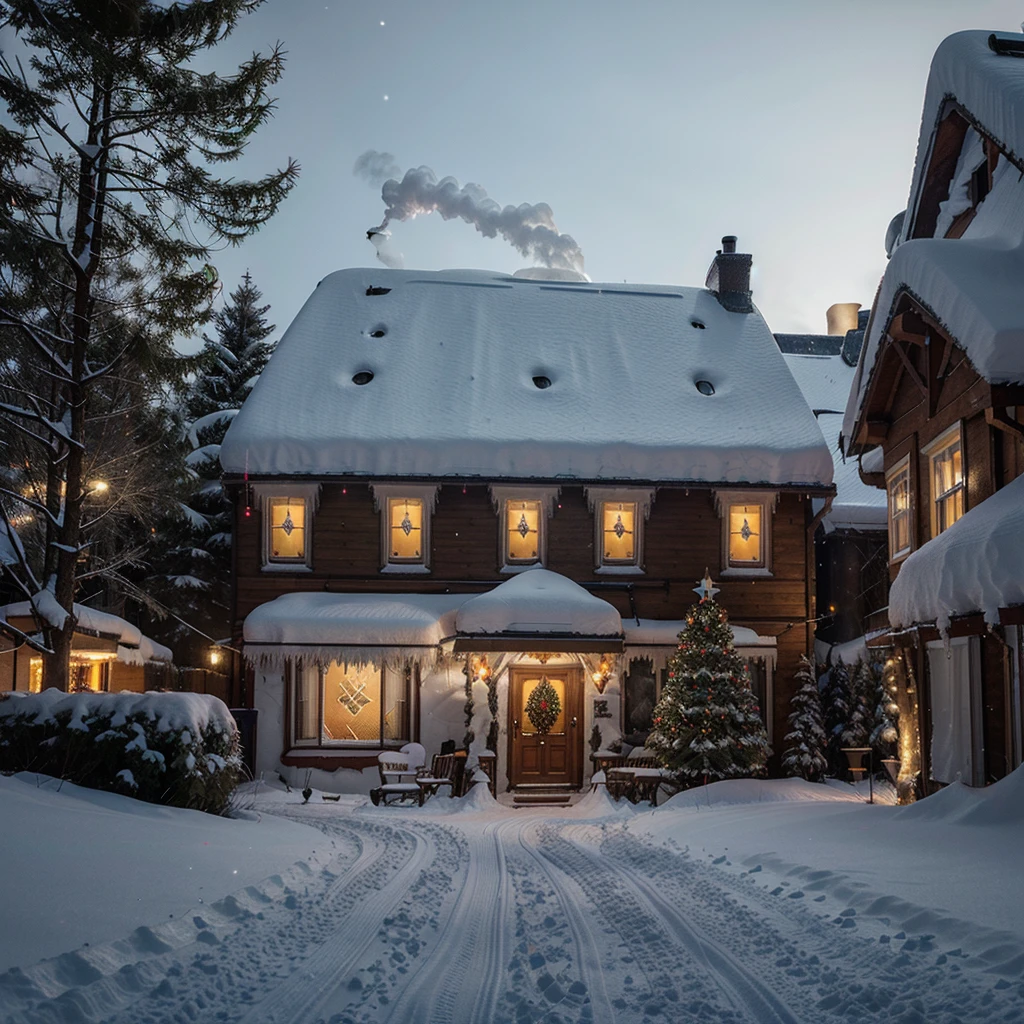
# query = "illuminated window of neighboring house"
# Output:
<box><xmin>714</xmin><ymin>491</ymin><xmax>776</xmax><ymax>574</ymax></box>
<box><xmin>924</xmin><ymin>424</ymin><xmax>964</xmax><ymax>538</ymax></box>
<box><xmin>29</xmin><ymin>655</ymin><xmax>110</xmax><ymax>692</ymax></box>
<box><xmin>886</xmin><ymin>456</ymin><xmax>912</xmax><ymax>560</ymax></box>
<box><xmin>291</xmin><ymin>662</ymin><xmax>411</xmax><ymax>747</ymax></box>
<box><xmin>255</xmin><ymin>484</ymin><xmax>319</xmax><ymax>571</ymax></box>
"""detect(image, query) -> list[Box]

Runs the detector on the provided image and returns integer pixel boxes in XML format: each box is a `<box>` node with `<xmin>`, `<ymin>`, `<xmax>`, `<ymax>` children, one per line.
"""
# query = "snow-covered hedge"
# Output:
<box><xmin>0</xmin><ymin>690</ymin><xmax>242</xmax><ymax>814</ymax></box>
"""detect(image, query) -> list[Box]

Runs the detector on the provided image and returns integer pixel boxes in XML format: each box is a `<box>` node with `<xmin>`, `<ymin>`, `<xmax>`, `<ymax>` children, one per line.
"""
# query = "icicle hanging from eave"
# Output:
<box><xmin>243</xmin><ymin>643</ymin><xmax>443</xmax><ymax>674</ymax></box>
<box><xmin>623</xmin><ymin>643</ymin><xmax>776</xmax><ymax>675</ymax></box>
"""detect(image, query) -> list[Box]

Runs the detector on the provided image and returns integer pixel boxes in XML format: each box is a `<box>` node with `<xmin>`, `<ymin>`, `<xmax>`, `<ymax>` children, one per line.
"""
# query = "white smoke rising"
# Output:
<box><xmin>358</xmin><ymin>158</ymin><xmax>584</xmax><ymax>272</ymax></box>
<box><xmin>353</xmin><ymin>150</ymin><xmax>402</xmax><ymax>186</ymax></box>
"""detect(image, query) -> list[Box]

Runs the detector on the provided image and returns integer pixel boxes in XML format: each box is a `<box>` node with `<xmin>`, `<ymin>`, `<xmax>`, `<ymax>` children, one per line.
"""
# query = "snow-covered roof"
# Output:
<box><xmin>243</xmin><ymin>591</ymin><xmax>466</xmax><ymax>670</ymax></box>
<box><xmin>845</xmin><ymin>32</ymin><xmax>1024</xmax><ymax>443</ymax></box>
<box><xmin>782</xmin><ymin>352</ymin><xmax>886</xmax><ymax>531</ymax></box>
<box><xmin>622</xmin><ymin>617</ymin><xmax>776</xmax><ymax>673</ymax></box>
<box><xmin>904</xmin><ymin>31</ymin><xmax>1024</xmax><ymax>238</ymax></box>
<box><xmin>221</xmin><ymin>268</ymin><xmax>832</xmax><ymax>487</ymax></box>
<box><xmin>888</xmin><ymin>472</ymin><xmax>1024</xmax><ymax>633</ymax></box>
<box><xmin>455</xmin><ymin>569</ymin><xmax>621</xmax><ymax>637</ymax></box>
<box><xmin>0</xmin><ymin>599</ymin><xmax>171</xmax><ymax>665</ymax></box>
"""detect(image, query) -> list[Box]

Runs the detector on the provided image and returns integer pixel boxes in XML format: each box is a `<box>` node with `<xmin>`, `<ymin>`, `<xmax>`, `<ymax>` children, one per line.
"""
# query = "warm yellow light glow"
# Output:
<box><xmin>728</xmin><ymin>503</ymin><xmax>763</xmax><ymax>565</ymax></box>
<box><xmin>209</xmin><ymin>649</ymin><xmax>222</xmax><ymax>666</ymax></box>
<box><xmin>388</xmin><ymin>497</ymin><xmax>423</xmax><ymax>561</ymax></box>
<box><xmin>601</xmin><ymin>501</ymin><xmax>636</xmax><ymax>563</ymax></box>
<box><xmin>269</xmin><ymin>497</ymin><xmax>306</xmax><ymax>561</ymax></box>
<box><xmin>507</xmin><ymin>500</ymin><xmax>541</xmax><ymax>562</ymax></box>
<box><xmin>89</xmin><ymin>479</ymin><xmax>109</xmax><ymax>494</ymax></box>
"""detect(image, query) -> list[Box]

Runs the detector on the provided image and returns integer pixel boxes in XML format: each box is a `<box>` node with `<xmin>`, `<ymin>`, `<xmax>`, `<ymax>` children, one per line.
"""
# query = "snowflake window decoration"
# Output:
<box><xmin>613</xmin><ymin>514</ymin><xmax>627</xmax><ymax>539</ymax></box>
<box><xmin>337</xmin><ymin>677</ymin><xmax>373</xmax><ymax>717</ymax></box>
<box><xmin>517</xmin><ymin>513</ymin><xmax>531</xmax><ymax>538</ymax></box>
<box><xmin>281</xmin><ymin>509</ymin><xmax>295</xmax><ymax>536</ymax></box>
<box><xmin>400</xmin><ymin>511</ymin><xmax>413</xmax><ymax>536</ymax></box>
<box><xmin>740</xmin><ymin>518</ymin><xmax>754</xmax><ymax>542</ymax></box>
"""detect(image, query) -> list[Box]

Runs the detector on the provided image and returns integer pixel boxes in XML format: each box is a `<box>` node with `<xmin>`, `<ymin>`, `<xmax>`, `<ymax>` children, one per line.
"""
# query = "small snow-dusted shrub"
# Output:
<box><xmin>0</xmin><ymin>690</ymin><xmax>242</xmax><ymax>814</ymax></box>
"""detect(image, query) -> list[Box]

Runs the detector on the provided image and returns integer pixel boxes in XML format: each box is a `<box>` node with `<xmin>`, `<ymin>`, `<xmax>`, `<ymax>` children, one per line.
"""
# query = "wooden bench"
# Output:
<box><xmin>415</xmin><ymin>753</ymin><xmax>457</xmax><ymax>800</ymax></box>
<box><xmin>370</xmin><ymin>753</ymin><xmax>424</xmax><ymax>806</ymax></box>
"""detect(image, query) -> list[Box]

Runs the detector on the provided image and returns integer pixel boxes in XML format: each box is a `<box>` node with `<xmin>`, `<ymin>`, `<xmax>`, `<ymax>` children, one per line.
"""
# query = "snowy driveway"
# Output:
<box><xmin>3</xmin><ymin>781</ymin><xmax>1023</xmax><ymax>1024</ymax></box>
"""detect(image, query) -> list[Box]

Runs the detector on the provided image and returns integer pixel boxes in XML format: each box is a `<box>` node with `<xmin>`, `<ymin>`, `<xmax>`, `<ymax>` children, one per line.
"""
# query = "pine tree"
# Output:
<box><xmin>145</xmin><ymin>274</ymin><xmax>275</xmax><ymax>664</ymax></box>
<box><xmin>820</xmin><ymin>658</ymin><xmax>852</xmax><ymax>774</ymax></box>
<box><xmin>0</xmin><ymin>0</ymin><xmax>297</xmax><ymax>689</ymax></box>
<box><xmin>647</xmin><ymin>590</ymin><xmax>769</xmax><ymax>783</ymax></box>
<box><xmin>842</xmin><ymin>660</ymin><xmax>874</xmax><ymax>748</ymax></box>
<box><xmin>782</xmin><ymin>655</ymin><xmax>828</xmax><ymax>782</ymax></box>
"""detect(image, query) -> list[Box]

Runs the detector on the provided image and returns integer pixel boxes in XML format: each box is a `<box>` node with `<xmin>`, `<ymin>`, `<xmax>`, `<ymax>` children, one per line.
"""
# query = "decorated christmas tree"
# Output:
<box><xmin>781</xmin><ymin>655</ymin><xmax>828</xmax><ymax>782</ymax></box>
<box><xmin>647</xmin><ymin>574</ymin><xmax>769</xmax><ymax>783</ymax></box>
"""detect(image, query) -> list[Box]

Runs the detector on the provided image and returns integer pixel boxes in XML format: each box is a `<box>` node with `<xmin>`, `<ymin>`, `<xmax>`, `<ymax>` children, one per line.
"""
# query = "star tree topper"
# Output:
<box><xmin>693</xmin><ymin>569</ymin><xmax>720</xmax><ymax>601</ymax></box>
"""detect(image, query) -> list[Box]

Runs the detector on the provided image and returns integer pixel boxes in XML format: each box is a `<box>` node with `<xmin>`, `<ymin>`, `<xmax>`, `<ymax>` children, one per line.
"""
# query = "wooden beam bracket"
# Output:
<box><xmin>986</xmin><ymin>406</ymin><xmax>1024</xmax><ymax>441</ymax></box>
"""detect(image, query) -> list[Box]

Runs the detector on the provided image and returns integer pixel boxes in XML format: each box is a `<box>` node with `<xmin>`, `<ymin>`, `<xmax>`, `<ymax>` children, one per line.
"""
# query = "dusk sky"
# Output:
<box><xmin>204</xmin><ymin>0</ymin><xmax>1023</xmax><ymax>345</ymax></box>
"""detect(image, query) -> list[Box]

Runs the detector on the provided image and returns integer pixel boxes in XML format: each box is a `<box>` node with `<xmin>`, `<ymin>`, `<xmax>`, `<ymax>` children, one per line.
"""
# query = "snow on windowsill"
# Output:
<box><xmin>594</xmin><ymin>565</ymin><xmax>646</xmax><ymax>576</ymax></box>
<box><xmin>719</xmin><ymin>567</ymin><xmax>774</xmax><ymax>578</ymax></box>
<box><xmin>261</xmin><ymin>563</ymin><xmax>313</xmax><ymax>573</ymax></box>
<box><xmin>379</xmin><ymin>564</ymin><xmax>431</xmax><ymax>575</ymax></box>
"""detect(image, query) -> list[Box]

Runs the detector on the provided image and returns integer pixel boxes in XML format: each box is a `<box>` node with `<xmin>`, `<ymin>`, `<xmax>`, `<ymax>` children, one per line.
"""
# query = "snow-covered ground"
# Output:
<box><xmin>2</xmin><ymin>771</ymin><xmax>1023</xmax><ymax>1023</ymax></box>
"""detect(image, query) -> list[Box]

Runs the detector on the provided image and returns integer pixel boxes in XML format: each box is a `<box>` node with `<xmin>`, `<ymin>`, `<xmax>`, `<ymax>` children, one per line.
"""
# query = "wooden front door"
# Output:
<box><xmin>508</xmin><ymin>667</ymin><xmax>582</xmax><ymax>789</ymax></box>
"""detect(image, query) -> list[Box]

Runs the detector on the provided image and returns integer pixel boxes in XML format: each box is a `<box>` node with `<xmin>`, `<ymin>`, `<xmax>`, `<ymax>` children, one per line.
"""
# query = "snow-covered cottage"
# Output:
<box><xmin>775</xmin><ymin>306</ymin><xmax>888</xmax><ymax>650</ymax></box>
<box><xmin>0</xmin><ymin>600</ymin><xmax>172</xmax><ymax>694</ymax></box>
<box><xmin>221</xmin><ymin>239</ymin><xmax>834</xmax><ymax>792</ymax></box>
<box><xmin>843</xmin><ymin>30</ymin><xmax>1024</xmax><ymax>791</ymax></box>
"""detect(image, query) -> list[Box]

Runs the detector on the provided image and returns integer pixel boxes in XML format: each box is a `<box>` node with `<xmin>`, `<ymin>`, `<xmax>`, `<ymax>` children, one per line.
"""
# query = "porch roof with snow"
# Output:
<box><xmin>888</xmin><ymin>471</ymin><xmax>1024</xmax><ymax>634</ymax></box>
<box><xmin>221</xmin><ymin>267</ymin><xmax>832</xmax><ymax>487</ymax></box>
<box><xmin>451</xmin><ymin>570</ymin><xmax>623</xmax><ymax>653</ymax></box>
<box><xmin>844</xmin><ymin>31</ymin><xmax>1024</xmax><ymax>447</ymax></box>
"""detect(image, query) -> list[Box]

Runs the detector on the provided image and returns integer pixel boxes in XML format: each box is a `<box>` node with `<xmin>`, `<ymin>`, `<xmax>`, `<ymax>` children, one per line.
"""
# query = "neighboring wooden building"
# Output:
<box><xmin>843</xmin><ymin>30</ymin><xmax>1024</xmax><ymax>793</ymax></box>
<box><xmin>221</xmin><ymin>240</ymin><xmax>834</xmax><ymax>792</ymax></box>
<box><xmin>0</xmin><ymin>601</ymin><xmax>173</xmax><ymax>694</ymax></box>
<box><xmin>776</xmin><ymin>307</ymin><xmax>889</xmax><ymax>651</ymax></box>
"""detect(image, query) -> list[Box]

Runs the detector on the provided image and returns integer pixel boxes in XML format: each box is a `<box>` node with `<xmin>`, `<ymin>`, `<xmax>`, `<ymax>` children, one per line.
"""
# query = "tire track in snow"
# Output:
<box><xmin>233</xmin><ymin>820</ymin><xmax>437</xmax><ymax>1024</ymax></box>
<box><xmin>515</xmin><ymin>818</ymin><xmax>617</xmax><ymax>1024</ymax></box>
<box><xmin>543</xmin><ymin>822</ymin><xmax>801</xmax><ymax>1023</ymax></box>
<box><xmin>376</xmin><ymin>816</ymin><xmax>515</xmax><ymax>1024</ymax></box>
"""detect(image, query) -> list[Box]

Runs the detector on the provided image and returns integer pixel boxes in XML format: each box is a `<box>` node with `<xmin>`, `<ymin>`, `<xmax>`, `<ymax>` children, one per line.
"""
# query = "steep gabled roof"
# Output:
<box><xmin>221</xmin><ymin>268</ymin><xmax>831</xmax><ymax>487</ymax></box>
<box><xmin>844</xmin><ymin>31</ymin><xmax>1024</xmax><ymax>448</ymax></box>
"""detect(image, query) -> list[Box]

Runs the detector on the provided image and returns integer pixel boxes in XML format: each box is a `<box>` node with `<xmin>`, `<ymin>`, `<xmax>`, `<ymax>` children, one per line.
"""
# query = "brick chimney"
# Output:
<box><xmin>704</xmin><ymin>235</ymin><xmax>753</xmax><ymax>313</ymax></box>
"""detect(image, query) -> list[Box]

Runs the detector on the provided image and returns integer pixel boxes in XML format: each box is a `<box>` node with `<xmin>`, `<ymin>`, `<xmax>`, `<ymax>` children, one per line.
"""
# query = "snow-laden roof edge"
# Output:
<box><xmin>888</xmin><ymin>472</ymin><xmax>1024</xmax><ymax>632</ymax></box>
<box><xmin>222</xmin><ymin>267</ymin><xmax>833</xmax><ymax>488</ymax></box>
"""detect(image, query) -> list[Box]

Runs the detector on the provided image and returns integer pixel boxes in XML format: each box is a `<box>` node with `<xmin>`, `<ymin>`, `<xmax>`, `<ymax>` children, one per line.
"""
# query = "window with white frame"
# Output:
<box><xmin>255</xmin><ymin>484</ymin><xmax>319</xmax><ymax>570</ymax></box>
<box><xmin>924</xmin><ymin>424</ymin><xmax>964</xmax><ymax>538</ymax></box>
<box><xmin>585</xmin><ymin>487</ymin><xmax>654</xmax><ymax>572</ymax></box>
<box><xmin>291</xmin><ymin>661</ymin><xmax>412</xmax><ymax>747</ymax></box>
<box><xmin>491</xmin><ymin>486</ymin><xmax>559</xmax><ymax>570</ymax></box>
<box><xmin>886</xmin><ymin>457</ymin><xmax>912</xmax><ymax>561</ymax></box>
<box><xmin>370</xmin><ymin>484</ymin><xmax>437</xmax><ymax>573</ymax></box>
<box><xmin>714</xmin><ymin>491</ymin><xmax>777</xmax><ymax>574</ymax></box>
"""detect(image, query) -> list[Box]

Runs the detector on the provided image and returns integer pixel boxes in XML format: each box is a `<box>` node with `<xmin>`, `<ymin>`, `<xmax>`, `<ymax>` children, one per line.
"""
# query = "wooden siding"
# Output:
<box><xmin>232</xmin><ymin>481</ymin><xmax>821</xmax><ymax>758</ymax></box>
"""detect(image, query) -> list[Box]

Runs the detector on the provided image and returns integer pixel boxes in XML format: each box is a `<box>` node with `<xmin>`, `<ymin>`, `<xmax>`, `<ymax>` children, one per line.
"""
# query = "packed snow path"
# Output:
<box><xmin>2</xmin><ymin>800</ymin><xmax>1022</xmax><ymax>1024</ymax></box>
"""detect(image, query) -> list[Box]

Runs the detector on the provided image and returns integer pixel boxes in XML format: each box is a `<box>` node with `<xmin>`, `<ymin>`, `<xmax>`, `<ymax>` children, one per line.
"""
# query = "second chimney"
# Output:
<box><xmin>705</xmin><ymin>235</ymin><xmax>752</xmax><ymax>313</ymax></box>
